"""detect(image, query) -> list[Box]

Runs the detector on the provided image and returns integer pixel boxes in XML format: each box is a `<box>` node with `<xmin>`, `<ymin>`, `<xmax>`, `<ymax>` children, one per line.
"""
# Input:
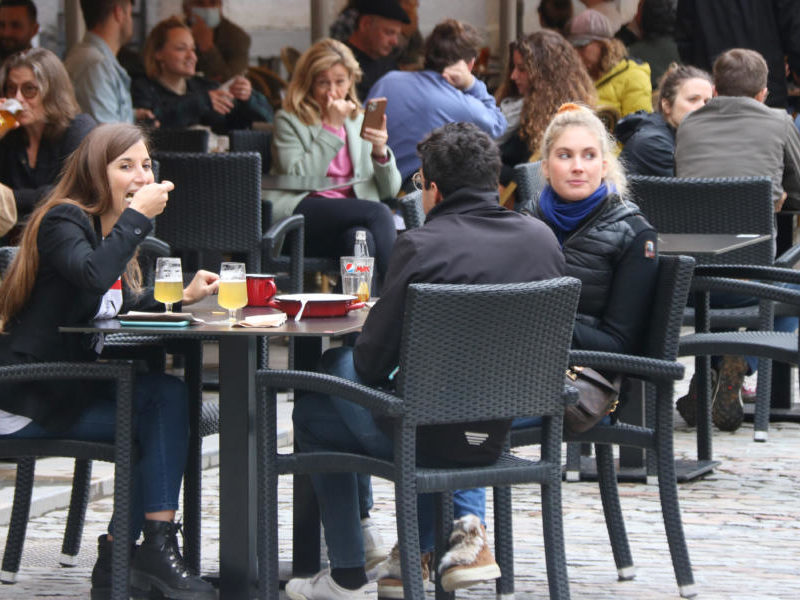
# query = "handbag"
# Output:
<box><xmin>563</xmin><ymin>366</ymin><xmax>622</xmax><ymax>434</ymax></box>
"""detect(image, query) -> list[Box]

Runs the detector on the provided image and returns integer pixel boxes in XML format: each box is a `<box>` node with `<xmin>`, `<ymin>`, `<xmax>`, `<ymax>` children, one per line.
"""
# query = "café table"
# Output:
<box><xmin>61</xmin><ymin>298</ymin><xmax>370</xmax><ymax>600</ymax></box>
<box><xmin>262</xmin><ymin>174</ymin><xmax>369</xmax><ymax>193</ymax></box>
<box><xmin>577</xmin><ymin>233</ymin><xmax>773</xmax><ymax>483</ymax></box>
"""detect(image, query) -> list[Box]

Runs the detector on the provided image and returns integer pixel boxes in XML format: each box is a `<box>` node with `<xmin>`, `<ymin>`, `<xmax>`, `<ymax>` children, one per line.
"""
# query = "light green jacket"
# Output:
<box><xmin>266</xmin><ymin>109</ymin><xmax>402</xmax><ymax>221</ymax></box>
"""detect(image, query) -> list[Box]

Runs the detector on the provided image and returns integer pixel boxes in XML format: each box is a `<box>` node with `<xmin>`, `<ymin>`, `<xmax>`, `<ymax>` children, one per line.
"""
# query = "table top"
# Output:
<box><xmin>60</xmin><ymin>298</ymin><xmax>369</xmax><ymax>338</ymax></box>
<box><xmin>261</xmin><ymin>175</ymin><xmax>369</xmax><ymax>193</ymax></box>
<box><xmin>658</xmin><ymin>233</ymin><xmax>772</xmax><ymax>256</ymax></box>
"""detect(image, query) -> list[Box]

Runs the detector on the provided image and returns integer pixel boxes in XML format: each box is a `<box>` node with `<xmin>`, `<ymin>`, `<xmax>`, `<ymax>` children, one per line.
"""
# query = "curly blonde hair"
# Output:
<box><xmin>496</xmin><ymin>31</ymin><xmax>596</xmax><ymax>156</ymax></box>
<box><xmin>593</xmin><ymin>38</ymin><xmax>628</xmax><ymax>81</ymax></box>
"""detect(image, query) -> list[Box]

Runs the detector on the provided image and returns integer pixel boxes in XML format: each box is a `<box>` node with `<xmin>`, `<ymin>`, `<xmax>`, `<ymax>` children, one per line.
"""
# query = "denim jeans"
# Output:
<box><xmin>292</xmin><ymin>346</ymin><xmax>486</xmax><ymax>569</ymax></box>
<box><xmin>1</xmin><ymin>372</ymin><xmax>189</xmax><ymax>540</ymax></box>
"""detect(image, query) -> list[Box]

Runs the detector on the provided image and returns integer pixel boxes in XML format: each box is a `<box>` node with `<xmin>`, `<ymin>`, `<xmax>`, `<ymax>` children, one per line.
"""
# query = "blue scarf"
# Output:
<box><xmin>539</xmin><ymin>182</ymin><xmax>612</xmax><ymax>245</ymax></box>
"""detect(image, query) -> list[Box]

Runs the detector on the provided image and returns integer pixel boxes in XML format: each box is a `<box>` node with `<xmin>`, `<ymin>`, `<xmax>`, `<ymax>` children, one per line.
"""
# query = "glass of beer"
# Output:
<box><xmin>218</xmin><ymin>262</ymin><xmax>247</xmax><ymax>324</ymax></box>
<box><xmin>154</xmin><ymin>257</ymin><xmax>183</xmax><ymax>313</ymax></box>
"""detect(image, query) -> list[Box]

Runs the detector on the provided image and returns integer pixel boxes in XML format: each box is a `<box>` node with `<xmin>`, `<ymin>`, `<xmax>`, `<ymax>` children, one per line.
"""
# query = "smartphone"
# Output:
<box><xmin>360</xmin><ymin>97</ymin><xmax>387</xmax><ymax>137</ymax></box>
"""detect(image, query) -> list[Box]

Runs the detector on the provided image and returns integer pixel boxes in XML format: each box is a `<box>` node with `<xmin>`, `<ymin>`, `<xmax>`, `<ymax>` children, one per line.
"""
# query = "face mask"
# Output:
<box><xmin>193</xmin><ymin>7</ymin><xmax>221</xmax><ymax>29</ymax></box>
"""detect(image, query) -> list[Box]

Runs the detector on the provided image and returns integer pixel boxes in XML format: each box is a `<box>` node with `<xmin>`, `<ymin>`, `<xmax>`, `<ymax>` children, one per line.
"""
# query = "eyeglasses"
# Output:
<box><xmin>4</xmin><ymin>82</ymin><xmax>39</xmax><ymax>100</ymax></box>
<box><xmin>411</xmin><ymin>171</ymin><xmax>424</xmax><ymax>191</ymax></box>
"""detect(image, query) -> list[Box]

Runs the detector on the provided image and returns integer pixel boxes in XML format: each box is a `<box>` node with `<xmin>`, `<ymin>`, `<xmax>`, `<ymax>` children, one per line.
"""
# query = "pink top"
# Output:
<box><xmin>316</xmin><ymin>123</ymin><xmax>354</xmax><ymax>198</ymax></box>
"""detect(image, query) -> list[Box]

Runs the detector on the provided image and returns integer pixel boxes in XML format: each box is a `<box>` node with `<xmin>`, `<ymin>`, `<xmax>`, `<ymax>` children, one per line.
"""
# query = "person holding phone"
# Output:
<box><xmin>265</xmin><ymin>38</ymin><xmax>401</xmax><ymax>284</ymax></box>
<box><xmin>132</xmin><ymin>16</ymin><xmax>272</xmax><ymax>133</ymax></box>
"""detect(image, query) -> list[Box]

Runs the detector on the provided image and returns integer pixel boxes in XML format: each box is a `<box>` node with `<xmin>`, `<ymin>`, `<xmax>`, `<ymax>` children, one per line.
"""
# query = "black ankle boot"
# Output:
<box><xmin>90</xmin><ymin>534</ymin><xmax>137</xmax><ymax>600</ymax></box>
<box><xmin>130</xmin><ymin>520</ymin><xmax>216</xmax><ymax>600</ymax></box>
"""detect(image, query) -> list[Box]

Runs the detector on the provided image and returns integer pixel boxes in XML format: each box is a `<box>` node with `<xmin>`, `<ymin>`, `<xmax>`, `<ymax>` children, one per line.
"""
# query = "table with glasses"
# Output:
<box><xmin>62</xmin><ymin>299</ymin><xmax>370</xmax><ymax>600</ymax></box>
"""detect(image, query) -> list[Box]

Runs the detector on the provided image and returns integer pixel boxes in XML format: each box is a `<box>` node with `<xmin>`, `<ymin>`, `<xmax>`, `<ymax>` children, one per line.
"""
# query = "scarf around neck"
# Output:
<box><xmin>539</xmin><ymin>181</ymin><xmax>612</xmax><ymax>245</ymax></box>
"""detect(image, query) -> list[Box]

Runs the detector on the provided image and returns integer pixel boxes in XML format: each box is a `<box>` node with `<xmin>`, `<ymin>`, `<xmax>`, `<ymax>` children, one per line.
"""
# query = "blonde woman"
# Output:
<box><xmin>535</xmin><ymin>103</ymin><xmax>657</xmax><ymax>354</ymax></box>
<box><xmin>266</xmin><ymin>38</ymin><xmax>401</xmax><ymax>281</ymax></box>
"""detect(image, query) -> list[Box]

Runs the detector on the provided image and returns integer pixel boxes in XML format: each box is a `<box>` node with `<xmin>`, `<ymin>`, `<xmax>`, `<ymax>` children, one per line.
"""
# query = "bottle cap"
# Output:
<box><xmin>0</xmin><ymin>98</ymin><xmax>23</xmax><ymax>114</ymax></box>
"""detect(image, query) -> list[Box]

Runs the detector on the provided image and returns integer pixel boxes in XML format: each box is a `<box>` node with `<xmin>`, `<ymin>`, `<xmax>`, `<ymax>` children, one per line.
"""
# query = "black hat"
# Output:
<box><xmin>355</xmin><ymin>0</ymin><xmax>411</xmax><ymax>24</ymax></box>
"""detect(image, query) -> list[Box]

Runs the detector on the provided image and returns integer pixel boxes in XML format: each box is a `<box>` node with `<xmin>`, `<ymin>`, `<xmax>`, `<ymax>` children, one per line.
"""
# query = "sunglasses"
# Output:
<box><xmin>4</xmin><ymin>82</ymin><xmax>39</xmax><ymax>100</ymax></box>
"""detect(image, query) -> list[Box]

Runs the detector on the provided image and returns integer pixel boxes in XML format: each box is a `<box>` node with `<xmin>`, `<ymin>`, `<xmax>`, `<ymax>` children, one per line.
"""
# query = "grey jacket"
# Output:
<box><xmin>675</xmin><ymin>96</ymin><xmax>800</xmax><ymax>209</ymax></box>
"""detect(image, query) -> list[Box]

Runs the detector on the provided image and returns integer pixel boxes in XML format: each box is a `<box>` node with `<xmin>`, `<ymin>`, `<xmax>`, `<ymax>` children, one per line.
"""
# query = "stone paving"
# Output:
<box><xmin>2</xmin><ymin>354</ymin><xmax>800</xmax><ymax>599</ymax></box>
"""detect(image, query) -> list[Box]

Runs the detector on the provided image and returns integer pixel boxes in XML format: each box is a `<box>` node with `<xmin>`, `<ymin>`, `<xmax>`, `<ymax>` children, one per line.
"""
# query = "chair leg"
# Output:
<box><xmin>645</xmin><ymin>382</ymin><xmax>658</xmax><ymax>485</ymax></box>
<box><xmin>1</xmin><ymin>457</ymin><xmax>36</xmax><ymax>583</ymax></box>
<box><xmin>60</xmin><ymin>459</ymin><xmax>93</xmax><ymax>566</ymax></box>
<box><xmin>434</xmin><ymin>492</ymin><xmax>454</xmax><ymax>600</ymax></box>
<box><xmin>655</xmin><ymin>384</ymin><xmax>696</xmax><ymax>598</ymax></box>
<box><xmin>395</xmin><ymin>477</ymin><xmax>426</xmax><ymax>600</ymax></box>
<box><xmin>564</xmin><ymin>442</ymin><xmax>582</xmax><ymax>481</ymax></box>
<box><xmin>595</xmin><ymin>444</ymin><xmax>635</xmax><ymax>580</ymax></box>
<box><xmin>257</xmin><ymin>383</ymin><xmax>280</xmax><ymax>600</ymax></box>
<box><xmin>540</xmin><ymin>469</ymin><xmax>570</xmax><ymax>600</ymax></box>
<box><xmin>181</xmin><ymin>340</ymin><xmax>204</xmax><ymax>574</ymax></box>
<box><xmin>752</xmin><ymin>357</ymin><xmax>772</xmax><ymax>442</ymax></box>
<box><xmin>492</xmin><ymin>485</ymin><xmax>515</xmax><ymax>599</ymax></box>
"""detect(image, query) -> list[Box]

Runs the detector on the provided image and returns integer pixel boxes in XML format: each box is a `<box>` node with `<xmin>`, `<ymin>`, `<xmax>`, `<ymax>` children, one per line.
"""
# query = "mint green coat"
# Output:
<box><xmin>266</xmin><ymin>109</ymin><xmax>402</xmax><ymax>221</ymax></box>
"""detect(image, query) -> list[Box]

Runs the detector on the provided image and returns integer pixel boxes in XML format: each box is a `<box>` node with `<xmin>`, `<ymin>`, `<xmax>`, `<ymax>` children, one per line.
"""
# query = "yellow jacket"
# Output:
<box><xmin>596</xmin><ymin>58</ymin><xmax>653</xmax><ymax>118</ymax></box>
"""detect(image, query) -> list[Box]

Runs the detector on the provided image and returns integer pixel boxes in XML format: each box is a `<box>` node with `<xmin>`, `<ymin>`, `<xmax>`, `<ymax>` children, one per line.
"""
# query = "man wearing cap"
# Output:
<box><xmin>568</xmin><ymin>8</ymin><xmax>652</xmax><ymax>118</ymax></box>
<box><xmin>347</xmin><ymin>0</ymin><xmax>410</xmax><ymax>100</ymax></box>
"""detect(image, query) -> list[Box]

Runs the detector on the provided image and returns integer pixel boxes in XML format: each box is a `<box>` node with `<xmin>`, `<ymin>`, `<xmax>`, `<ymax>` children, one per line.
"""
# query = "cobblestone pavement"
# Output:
<box><xmin>2</xmin><ymin>358</ymin><xmax>800</xmax><ymax>599</ymax></box>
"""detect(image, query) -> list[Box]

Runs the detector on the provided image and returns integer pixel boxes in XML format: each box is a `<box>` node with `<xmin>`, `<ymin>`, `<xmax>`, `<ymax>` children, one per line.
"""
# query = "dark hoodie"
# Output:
<box><xmin>616</xmin><ymin>110</ymin><xmax>676</xmax><ymax>177</ymax></box>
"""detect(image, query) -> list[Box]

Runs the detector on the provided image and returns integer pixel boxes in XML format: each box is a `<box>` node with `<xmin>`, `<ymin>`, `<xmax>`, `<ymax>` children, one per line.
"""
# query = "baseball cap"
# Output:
<box><xmin>567</xmin><ymin>9</ymin><xmax>613</xmax><ymax>47</ymax></box>
<box><xmin>355</xmin><ymin>0</ymin><xmax>411</xmax><ymax>24</ymax></box>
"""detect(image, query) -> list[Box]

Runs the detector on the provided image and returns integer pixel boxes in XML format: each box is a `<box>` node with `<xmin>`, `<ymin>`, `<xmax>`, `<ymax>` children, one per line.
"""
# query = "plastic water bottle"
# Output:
<box><xmin>354</xmin><ymin>230</ymin><xmax>369</xmax><ymax>258</ymax></box>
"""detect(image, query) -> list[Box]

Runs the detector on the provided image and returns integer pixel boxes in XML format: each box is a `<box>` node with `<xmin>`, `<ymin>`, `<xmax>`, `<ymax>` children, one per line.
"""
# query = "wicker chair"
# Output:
<box><xmin>256</xmin><ymin>278</ymin><xmax>581</xmax><ymax>600</ymax></box>
<box><xmin>0</xmin><ymin>362</ymin><xmax>137</xmax><ymax>600</ymax></box>
<box><xmin>149</xmin><ymin>128</ymin><xmax>209</xmax><ymax>153</ymax></box>
<box><xmin>152</xmin><ymin>151</ymin><xmax>263</xmax><ymax>272</ymax></box>
<box><xmin>496</xmin><ymin>255</ymin><xmax>697</xmax><ymax>599</ymax></box>
<box><xmin>229</xmin><ymin>129</ymin><xmax>271</xmax><ymax>175</ymax></box>
<box><xmin>628</xmin><ymin>175</ymin><xmax>800</xmax><ymax>444</ymax></box>
<box><xmin>399</xmin><ymin>190</ymin><xmax>424</xmax><ymax>230</ymax></box>
<box><xmin>512</xmin><ymin>160</ymin><xmax>546</xmax><ymax>214</ymax></box>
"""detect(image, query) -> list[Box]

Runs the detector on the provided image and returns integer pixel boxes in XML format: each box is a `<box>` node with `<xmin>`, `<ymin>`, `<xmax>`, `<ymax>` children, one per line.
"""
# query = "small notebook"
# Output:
<box><xmin>117</xmin><ymin>311</ymin><xmax>205</xmax><ymax>324</ymax></box>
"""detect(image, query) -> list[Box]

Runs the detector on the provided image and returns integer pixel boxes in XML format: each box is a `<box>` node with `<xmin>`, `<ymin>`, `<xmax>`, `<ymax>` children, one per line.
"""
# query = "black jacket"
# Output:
<box><xmin>354</xmin><ymin>188</ymin><xmax>565</xmax><ymax>465</ymax></box>
<box><xmin>0</xmin><ymin>203</ymin><xmax>158</xmax><ymax>431</ymax></box>
<box><xmin>676</xmin><ymin>0</ymin><xmax>800</xmax><ymax>109</ymax></box>
<box><xmin>535</xmin><ymin>193</ymin><xmax>658</xmax><ymax>354</ymax></box>
<box><xmin>131</xmin><ymin>76</ymin><xmax>274</xmax><ymax>133</ymax></box>
<box><xmin>616</xmin><ymin>111</ymin><xmax>676</xmax><ymax>177</ymax></box>
<box><xmin>0</xmin><ymin>114</ymin><xmax>96</xmax><ymax>223</ymax></box>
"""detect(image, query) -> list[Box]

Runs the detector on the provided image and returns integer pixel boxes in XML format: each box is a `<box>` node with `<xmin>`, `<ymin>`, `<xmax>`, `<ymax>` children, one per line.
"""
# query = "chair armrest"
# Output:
<box><xmin>139</xmin><ymin>236</ymin><xmax>171</xmax><ymax>259</ymax></box>
<box><xmin>568</xmin><ymin>350</ymin><xmax>685</xmax><ymax>382</ymax></box>
<box><xmin>0</xmin><ymin>360</ymin><xmax>135</xmax><ymax>384</ymax></box>
<box><xmin>693</xmin><ymin>263</ymin><xmax>800</xmax><ymax>285</ymax></box>
<box><xmin>775</xmin><ymin>243</ymin><xmax>800</xmax><ymax>268</ymax></box>
<box><xmin>257</xmin><ymin>369</ymin><xmax>405</xmax><ymax>417</ymax></box>
<box><xmin>261</xmin><ymin>214</ymin><xmax>304</xmax><ymax>258</ymax></box>
<box><xmin>691</xmin><ymin>274</ymin><xmax>800</xmax><ymax>310</ymax></box>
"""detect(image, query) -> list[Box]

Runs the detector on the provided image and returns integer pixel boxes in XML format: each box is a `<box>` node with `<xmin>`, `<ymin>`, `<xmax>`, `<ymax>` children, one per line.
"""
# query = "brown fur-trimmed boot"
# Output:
<box><xmin>438</xmin><ymin>515</ymin><xmax>501</xmax><ymax>592</ymax></box>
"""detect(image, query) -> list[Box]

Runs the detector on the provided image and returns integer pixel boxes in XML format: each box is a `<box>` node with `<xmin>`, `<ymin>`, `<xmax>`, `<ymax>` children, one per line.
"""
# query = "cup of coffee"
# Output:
<box><xmin>245</xmin><ymin>274</ymin><xmax>277</xmax><ymax>306</ymax></box>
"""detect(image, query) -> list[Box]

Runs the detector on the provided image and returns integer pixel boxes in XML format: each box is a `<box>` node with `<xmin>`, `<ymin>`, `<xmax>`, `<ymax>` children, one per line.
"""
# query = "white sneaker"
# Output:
<box><xmin>286</xmin><ymin>569</ymin><xmax>375</xmax><ymax>600</ymax></box>
<box><xmin>361</xmin><ymin>517</ymin><xmax>388</xmax><ymax>570</ymax></box>
<box><xmin>374</xmin><ymin>542</ymin><xmax>432</xmax><ymax>598</ymax></box>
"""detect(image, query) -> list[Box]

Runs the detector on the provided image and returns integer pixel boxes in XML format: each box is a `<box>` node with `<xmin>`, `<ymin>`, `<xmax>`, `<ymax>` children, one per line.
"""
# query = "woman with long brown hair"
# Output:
<box><xmin>0</xmin><ymin>123</ymin><xmax>217</xmax><ymax>600</ymax></box>
<box><xmin>0</xmin><ymin>48</ymin><xmax>96</xmax><ymax>236</ymax></box>
<box><xmin>495</xmin><ymin>29</ymin><xmax>596</xmax><ymax>186</ymax></box>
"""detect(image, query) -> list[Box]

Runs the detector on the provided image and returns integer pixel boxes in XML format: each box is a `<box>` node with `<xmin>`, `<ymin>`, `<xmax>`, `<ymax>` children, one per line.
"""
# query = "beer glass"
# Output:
<box><xmin>218</xmin><ymin>262</ymin><xmax>247</xmax><ymax>323</ymax></box>
<box><xmin>154</xmin><ymin>257</ymin><xmax>183</xmax><ymax>313</ymax></box>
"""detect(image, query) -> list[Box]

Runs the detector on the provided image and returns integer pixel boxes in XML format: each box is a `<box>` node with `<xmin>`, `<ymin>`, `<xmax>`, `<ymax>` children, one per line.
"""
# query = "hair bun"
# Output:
<box><xmin>556</xmin><ymin>102</ymin><xmax>582</xmax><ymax>115</ymax></box>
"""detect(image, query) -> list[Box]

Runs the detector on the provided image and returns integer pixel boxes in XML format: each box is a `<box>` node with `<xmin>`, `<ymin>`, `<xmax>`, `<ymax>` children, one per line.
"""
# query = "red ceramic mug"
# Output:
<box><xmin>245</xmin><ymin>274</ymin><xmax>277</xmax><ymax>306</ymax></box>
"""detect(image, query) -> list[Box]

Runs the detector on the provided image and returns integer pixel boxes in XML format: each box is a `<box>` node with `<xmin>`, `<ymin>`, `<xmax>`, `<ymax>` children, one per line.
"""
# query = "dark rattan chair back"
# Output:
<box><xmin>0</xmin><ymin>245</ymin><xmax>18</xmax><ymax>275</ymax></box>
<box><xmin>396</xmin><ymin>279</ymin><xmax>580</xmax><ymax>425</ymax></box>
<box><xmin>149</xmin><ymin>128</ymin><xmax>209</xmax><ymax>153</ymax></box>
<box><xmin>513</xmin><ymin>160</ymin><xmax>546</xmax><ymax>214</ymax></box>
<box><xmin>229</xmin><ymin>129</ymin><xmax>272</xmax><ymax>174</ymax></box>
<box><xmin>399</xmin><ymin>190</ymin><xmax>424</xmax><ymax>230</ymax></box>
<box><xmin>627</xmin><ymin>175</ymin><xmax>774</xmax><ymax>266</ymax></box>
<box><xmin>152</xmin><ymin>151</ymin><xmax>262</xmax><ymax>270</ymax></box>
